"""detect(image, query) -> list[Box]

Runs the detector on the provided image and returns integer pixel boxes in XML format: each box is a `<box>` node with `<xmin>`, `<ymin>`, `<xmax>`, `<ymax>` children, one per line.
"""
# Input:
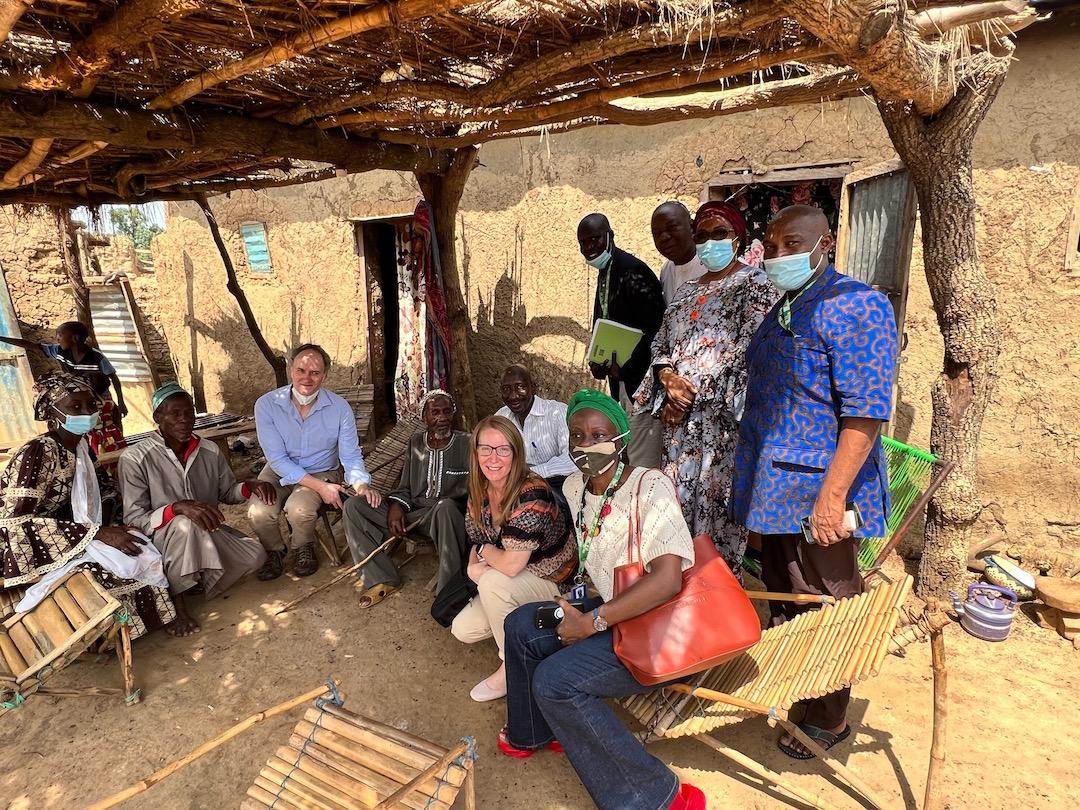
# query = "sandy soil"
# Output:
<box><xmin>2</xmin><ymin>512</ymin><xmax>1077</xmax><ymax>810</ymax></box>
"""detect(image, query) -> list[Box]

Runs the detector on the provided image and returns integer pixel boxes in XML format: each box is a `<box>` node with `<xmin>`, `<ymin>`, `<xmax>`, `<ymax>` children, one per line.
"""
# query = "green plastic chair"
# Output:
<box><xmin>742</xmin><ymin>436</ymin><xmax>942</xmax><ymax>578</ymax></box>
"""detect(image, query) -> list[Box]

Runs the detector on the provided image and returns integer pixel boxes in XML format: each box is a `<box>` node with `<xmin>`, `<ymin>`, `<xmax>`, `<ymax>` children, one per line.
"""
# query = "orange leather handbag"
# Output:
<box><xmin>612</xmin><ymin>474</ymin><xmax>761</xmax><ymax>686</ymax></box>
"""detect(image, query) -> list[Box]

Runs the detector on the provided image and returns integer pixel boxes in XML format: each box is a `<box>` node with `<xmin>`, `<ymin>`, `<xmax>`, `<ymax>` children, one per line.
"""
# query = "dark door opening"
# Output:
<box><xmin>356</xmin><ymin>217</ymin><xmax>412</xmax><ymax>424</ymax></box>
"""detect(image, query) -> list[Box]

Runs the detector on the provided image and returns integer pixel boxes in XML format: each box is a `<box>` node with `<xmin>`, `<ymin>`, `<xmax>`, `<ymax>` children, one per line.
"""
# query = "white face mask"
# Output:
<box><xmin>292</xmin><ymin>387</ymin><xmax>319</xmax><ymax>406</ymax></box>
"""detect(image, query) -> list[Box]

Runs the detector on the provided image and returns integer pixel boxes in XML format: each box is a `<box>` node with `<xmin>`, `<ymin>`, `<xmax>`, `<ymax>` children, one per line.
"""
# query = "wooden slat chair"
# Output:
<box><xmin>744</xmin><ymin>438</ymin><xmax>954</xmax><ymax>579</ymax></box>
<box><xmin>622</xmin><ymin>575</ymin><xmax>914</xmax><ymax>810</ymax></box>
<box><xmin>243</xmin><ymin>698</ymin><xmax>477</xmax><ymax>810</ymax></box>
<box><xmin>1</xmin><ymin>570</ymin><xmax>138</xmax><ymax>715</ymax></box>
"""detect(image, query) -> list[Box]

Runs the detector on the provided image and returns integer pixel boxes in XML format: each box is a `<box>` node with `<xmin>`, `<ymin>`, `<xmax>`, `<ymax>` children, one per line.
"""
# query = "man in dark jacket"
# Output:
<box><xmin>577</xmin><ymin>213</ymin><xmax>664</xmax><ymax>467</ymax></box>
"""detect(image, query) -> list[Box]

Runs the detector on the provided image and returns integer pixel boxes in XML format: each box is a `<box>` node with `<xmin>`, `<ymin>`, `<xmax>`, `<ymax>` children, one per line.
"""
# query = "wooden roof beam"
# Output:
<box><xmin>279</xmin><ymin>0</ymin><xmax>786</xmax><ymax>126</ymax></box>
<box><xmin>149</xmin><ymin>0</ymin><xmax>488</xmax><ymax>110</ymax></box>
<box><xmin>0</xmin><ymin>92</ymin><xmax>450</xmax><ymax>174</ymax></box>
<box><xmin>781</xmin><ymin>0</ymin><xmax>963</xmax><ymax>115</ymax></box>
<box><xmin>0</xmin><ymin>0</ymin><xmax>34</xmax><ymax>45</ymax></box>
<box><xmin>6</xmin><ymin>0</ymin><xmax>205</xmax><ymax>94</ymax></box>
<box><xmin>0</xmin><ymin>137</ymin><xmax>52</xmax><ymax>189</ymax></box>
<box><xmin>377</xmin><ymin>69</ymin><xmax>867</xmax><ymax>148</ymax></box>
<box><xmin>323</xmin><ymin>43</ymin><xmax>833</xmax><ymax>130</ymax></box>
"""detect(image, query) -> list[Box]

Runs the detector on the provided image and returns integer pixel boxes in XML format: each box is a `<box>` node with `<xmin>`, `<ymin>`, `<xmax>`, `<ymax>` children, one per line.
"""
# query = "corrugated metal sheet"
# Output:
<box><xmin>240</xmin><ymin>222</ymin><xmax>272</xmax><ymax>272</ymax></box>
<box><xmin>0</xmin><ymin>266</ymin><xmax>38</xmax><ymax>449</ymax></box>
<box><xmin>89</xmin><ymin>284</ymin><xmax>154</xmax><ymax>383</ymax></box>
<box><xmin>842</xmin><ymin>168</ymin><xmax>916</xmax><ymax>294</ymax></box>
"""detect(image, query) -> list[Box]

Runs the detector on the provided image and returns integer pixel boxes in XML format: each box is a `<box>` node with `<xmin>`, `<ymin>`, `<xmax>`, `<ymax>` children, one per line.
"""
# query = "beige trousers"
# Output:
<box><xmin>247</xmin><ymin>466</ymin><xmax>341</xmax><ymax>551</ymax></box>
<box><xmin>621</xmin><ymin>387</ymin><xmax>661</xmax><ymax>469</ymax></box>
<box><xmin>451</xmin><ymin>568</ymin><xmax>560</xmax><ymax>660</ymax></box>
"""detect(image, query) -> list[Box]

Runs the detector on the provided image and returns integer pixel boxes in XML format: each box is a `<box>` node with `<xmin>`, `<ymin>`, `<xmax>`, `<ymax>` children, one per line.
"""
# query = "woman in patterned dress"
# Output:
<box><xmin>635</xmin><ymin>201</ymin><xmax>780</xmax><ymax>578</ymax></box>
<box><xmin>0</xmin><ymin>373</ymin><xmax>175</xmax><ymax>637</ymax></box>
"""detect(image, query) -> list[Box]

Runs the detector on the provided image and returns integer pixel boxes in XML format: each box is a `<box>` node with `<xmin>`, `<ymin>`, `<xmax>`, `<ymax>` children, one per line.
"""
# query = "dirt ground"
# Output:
<box><xmin>2</xmin><ymin>510</ymin><xmax>1077</xmax><ymax>810</ymax></box>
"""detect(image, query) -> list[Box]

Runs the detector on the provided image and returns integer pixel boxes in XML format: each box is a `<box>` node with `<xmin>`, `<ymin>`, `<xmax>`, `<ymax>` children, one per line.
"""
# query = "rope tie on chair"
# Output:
<box><xmin>114</xmin><ymin>607</ymin><xmax>131</xmax><ymax>624</ymax></box>
<box><xmin>125</xmin><ymin>689</ymin><xmax>142</xmax><ymax>705</ymax></box>
<box><xmin>1</xmin><ymin>689</ymin><xmax>26</xmax><ymax>710</ymax></box>
<box><xmin>422</xmin><ymin>736</ymin><xmax>477</xmax><ymax>810</ymax></box>
<box><xmin>270</xmin><ymin>679</ymin><xmax>344</xmax><ymax>808</ymax></box>
<box><xmin>35</xmin><ymin>664</ymin><xmax>54</xmax><ymax>685</ymax></box>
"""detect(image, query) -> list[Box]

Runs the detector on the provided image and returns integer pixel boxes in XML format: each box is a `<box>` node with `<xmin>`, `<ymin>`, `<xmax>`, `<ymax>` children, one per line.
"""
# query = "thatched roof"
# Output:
<box><xmin>0</xmin><ymin>0</ymin><xmax>1037</xmax><ymax>206</ymax></box>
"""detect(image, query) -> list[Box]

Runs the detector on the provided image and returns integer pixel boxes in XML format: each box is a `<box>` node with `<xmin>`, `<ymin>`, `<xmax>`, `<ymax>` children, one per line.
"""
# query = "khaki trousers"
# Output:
<box><xmin>451</xmin><ymin>568</ymin><xmax>560</xmax><ymax>660</ymax></box>
<box><xmin>620</xmin><ymin>387</ymin><xmax>661</xmax><ymax>469</ymax></box>
<box><xmin>247</xmin><ymin>466</ymin><xmax>342</xmax><ymax>551</ymax></box>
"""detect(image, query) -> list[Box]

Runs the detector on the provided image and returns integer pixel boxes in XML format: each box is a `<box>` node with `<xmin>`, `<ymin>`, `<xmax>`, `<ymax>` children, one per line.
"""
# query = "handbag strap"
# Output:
<box><xmin>626</xmin><ymin>470</ymin><xmax>651</xmax><ymax>570</ymax></box>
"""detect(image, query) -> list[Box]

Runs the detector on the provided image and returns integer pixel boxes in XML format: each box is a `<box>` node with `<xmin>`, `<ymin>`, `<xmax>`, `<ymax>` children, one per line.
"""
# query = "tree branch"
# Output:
<box><xmin>149</xmin><ymin>0</ymin><xmax>488</xmax><ymax>109</ymax></box>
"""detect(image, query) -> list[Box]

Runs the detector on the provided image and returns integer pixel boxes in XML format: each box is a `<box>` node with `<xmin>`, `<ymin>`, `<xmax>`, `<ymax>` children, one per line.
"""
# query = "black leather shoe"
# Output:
<box><xmin>257</xmin><ymin>548</ymin><xmax>286</xmax><ymax>581</ymax></box>
<box><xmin>294</xmin><ymin>543</ymin><xmax>319</xmax><ymax>578</ymax></box>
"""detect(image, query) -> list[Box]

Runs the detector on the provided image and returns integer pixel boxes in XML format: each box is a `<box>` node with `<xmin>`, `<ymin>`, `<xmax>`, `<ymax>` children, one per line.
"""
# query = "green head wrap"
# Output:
<box><xmin>151</xmin><ymin>381</ymin><xmax>190</xmax><ymax>413</ymax></box>
<box><xmin>565</xmin><ymin>388</ymin><xmax>630</xmax><ymax>439</ymax></box>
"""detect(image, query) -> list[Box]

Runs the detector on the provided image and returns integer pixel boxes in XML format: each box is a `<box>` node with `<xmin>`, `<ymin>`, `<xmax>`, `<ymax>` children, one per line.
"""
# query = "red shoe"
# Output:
<box><xmin>497</xmin><ymin>727</ymin><xmax>563</xmax><ymax>758</ymax></box>
<box><xmin>668</xmin><ymin>783</ymin><xmax>706</xmax><ymax>810</ymax></box>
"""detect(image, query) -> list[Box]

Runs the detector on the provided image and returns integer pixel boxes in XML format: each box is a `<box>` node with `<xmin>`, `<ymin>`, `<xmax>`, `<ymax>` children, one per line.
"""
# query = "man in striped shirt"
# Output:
<box><xmin>495</xmin><ymin>365</ymin><xmax>577</xmax><ymax>489</ymax></box>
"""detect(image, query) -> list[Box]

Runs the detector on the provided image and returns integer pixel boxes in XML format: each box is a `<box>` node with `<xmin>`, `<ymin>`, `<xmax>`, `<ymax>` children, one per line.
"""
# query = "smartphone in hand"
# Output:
<box><xmin>802</xmin><ymin>502</ymin><xmax>863</xmax><ymax>544</ymax></box>
<box><xmin>535</xmin><ymin>600</ymin><xmax>586</xmax><ymax>629</ymax></box>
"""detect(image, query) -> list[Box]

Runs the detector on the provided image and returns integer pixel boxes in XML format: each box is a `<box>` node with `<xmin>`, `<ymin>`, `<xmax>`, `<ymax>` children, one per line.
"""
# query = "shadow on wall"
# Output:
<box><xmin>465</xmin><ymin>221</ymin><xmax>593</xmax><ymax>416</ymax></box>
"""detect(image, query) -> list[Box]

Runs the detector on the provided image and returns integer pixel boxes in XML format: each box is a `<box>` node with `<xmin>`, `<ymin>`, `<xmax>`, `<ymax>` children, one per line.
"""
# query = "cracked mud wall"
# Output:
<box><xmin>144</xmin><ymin>22</ymin><xmax>1079</xmax><ymax>557</ymax></box>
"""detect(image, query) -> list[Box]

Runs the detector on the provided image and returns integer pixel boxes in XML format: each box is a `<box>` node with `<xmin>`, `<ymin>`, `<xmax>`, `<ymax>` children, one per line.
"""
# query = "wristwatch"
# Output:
<box><xmin>592</xmin><ymin>607</ymin><xmax>609</xmax><ymax>633</ymax></box>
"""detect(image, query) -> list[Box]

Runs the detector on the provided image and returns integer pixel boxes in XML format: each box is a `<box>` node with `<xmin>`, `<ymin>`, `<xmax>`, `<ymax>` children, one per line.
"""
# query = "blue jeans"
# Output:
<box><xmin>504</xmin><ymin>601</ymin><xmax>680</xmax><ymax>810</ymax></box>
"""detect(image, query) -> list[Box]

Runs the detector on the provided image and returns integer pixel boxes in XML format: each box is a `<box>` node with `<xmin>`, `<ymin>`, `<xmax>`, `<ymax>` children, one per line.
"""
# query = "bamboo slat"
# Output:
<box><xmin>246</xmin><ymin>782</ymin><xmax>307</xmax><ymax>810</ymax></box>
<box><xmin>254</xmin><ymin>772</ymin><xmax>343</xmax><ymax>810</ymax></box>
<box><xmin>8</xmin><ymin>622</ymin><xmax>40</xmax><ymax>665</ymax></box>
<box><xmin>33</xmin><ymin>597</ymin><xmax>76</xmax><ymax>651</ymax></box>
<box><xmin>52</xmin><ymin>586</ymin><xmax>90</xmax><ymax>627</ymax></box>
<box><xmin>263</xmin><ymin>756</ymin><xmax>369</xmax><ymax>808</ymax></box>
<box><xmin>319</xmin><ymin>704</ymin><xmax>448</xmax><ymax>759</ymax></box>
<box><xmin>66</xmin><ymin>571</ymin><xmax>109</xmax><ymax>615</ymax></box>
<box><xmin>0</xmin><ymin>633</ymin><xmax>27</xmax><ymax>675</ymax></box>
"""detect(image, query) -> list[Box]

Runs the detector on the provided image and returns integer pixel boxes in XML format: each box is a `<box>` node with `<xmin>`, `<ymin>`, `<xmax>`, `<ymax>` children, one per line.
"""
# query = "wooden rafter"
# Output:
<box><xmin>0</xmin><ymin>93</ymin><xmax>449</xmax><ymax>175</ymax></box>
<box><xmin>0</xmin><ymin>0</ymin><xmax>33</xmax><ymax>44</ymax></box>
<box><xmin>0</xmin><ymin>136</ymin><xmax>52</xmax><ymax>189</ymax></box>
<box><xmin>148</xmin><ymin>0</ymin><xmax>489</xmax><ymax>109</ymax></box>
<box><xmin>377</xmin><ymin>69</ymin><xmax>866</xmax><ymax>148</ymax></box>
<box><xmin>6</xmin><ymin>0</ymin><xmax>205</xmax><ymax>94</ymax></box>
<box><xmin>323</xmin><ymin>43</ymin><xmax>833</xmax><ymax>130</ymax></box>
<box><xmin>281</xmin><ymin>0</ymin><xmax>786</xmax><ymax>125</ymax></box>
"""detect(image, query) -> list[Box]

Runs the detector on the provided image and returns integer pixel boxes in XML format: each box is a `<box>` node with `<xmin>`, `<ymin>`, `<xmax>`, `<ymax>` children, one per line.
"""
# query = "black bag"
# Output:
<box><xmin>430</xmin><ymin>570</ymin><xmax>477</xmax><ymax>627</ymax></box>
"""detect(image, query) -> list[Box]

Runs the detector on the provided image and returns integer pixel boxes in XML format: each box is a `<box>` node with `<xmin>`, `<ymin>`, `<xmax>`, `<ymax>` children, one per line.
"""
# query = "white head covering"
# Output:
<box><xmin>419</xmin><ymin>389</ymin><xmax>456</xmax><ymax>417</ymax></box>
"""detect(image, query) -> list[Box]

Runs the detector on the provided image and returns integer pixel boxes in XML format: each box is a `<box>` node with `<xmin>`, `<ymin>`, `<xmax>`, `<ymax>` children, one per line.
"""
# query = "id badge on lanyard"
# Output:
<box><xmin>569</xmin><ymin>578</ymin><xmax>587</xmax><ymax>601</ymax></box>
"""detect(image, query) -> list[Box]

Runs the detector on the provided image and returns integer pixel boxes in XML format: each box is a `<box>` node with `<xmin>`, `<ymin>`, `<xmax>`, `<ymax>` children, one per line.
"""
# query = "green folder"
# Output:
<box><xmin>588</xmin><ymin>318</ymin><xmax>644</xmax><ymax>366</ymax></box>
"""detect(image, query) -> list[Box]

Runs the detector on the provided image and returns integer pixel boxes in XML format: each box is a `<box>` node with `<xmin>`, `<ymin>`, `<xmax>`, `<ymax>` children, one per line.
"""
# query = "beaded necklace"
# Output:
<box><xmin>576</xmin><ymin>461</ymin><xmax>625</xmax><ymax>564</ymax></box>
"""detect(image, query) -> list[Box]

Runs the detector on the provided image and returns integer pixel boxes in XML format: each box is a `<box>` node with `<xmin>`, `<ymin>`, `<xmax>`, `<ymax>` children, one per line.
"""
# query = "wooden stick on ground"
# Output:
<box><xmin>87</xmin><ymin>681</ymin><xmax>341</xmax><ymax>809</ymax></box>
<box><xmin>924</xmin><ymin>620</ymin><xmax>948</xmax><ymax>810</ymax></box>
<box><xmin>774</xmin><ymin>717</ymin><xmax>889</xmax><ymax>810</ymax></box>
<box><xmin>276</xmin><ymin>537</ymin><xmax>398</xmax><ymax>615</ymax></box>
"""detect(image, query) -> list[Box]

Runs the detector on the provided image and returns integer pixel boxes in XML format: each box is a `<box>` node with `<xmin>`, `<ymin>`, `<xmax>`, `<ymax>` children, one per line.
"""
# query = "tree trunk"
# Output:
<box><xmin>416</xmin><ymin>147</ymin><xmax>478</xmax><ymax>426</ymax></box>
<box><xmin>876</xmin><ymin>48</ymin><xmax>1012</xmax><ymax>599</ymax></box>
<box><xmin>56</xmin><ymin>209</ymin><xmax>95</xmax><ymax>341</ymax></box>
<box><xmin>194</xmin><ymin>194</ymin><xmax>287</xmax><ymax>387</ymax></box>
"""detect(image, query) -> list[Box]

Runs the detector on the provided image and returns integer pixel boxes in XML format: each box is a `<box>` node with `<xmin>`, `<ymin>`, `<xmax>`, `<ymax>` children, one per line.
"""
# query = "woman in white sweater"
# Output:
<box><xmin>498</xmin><ymin>389</ymin><xmax>705</xmax><ymax>810</ymax></box>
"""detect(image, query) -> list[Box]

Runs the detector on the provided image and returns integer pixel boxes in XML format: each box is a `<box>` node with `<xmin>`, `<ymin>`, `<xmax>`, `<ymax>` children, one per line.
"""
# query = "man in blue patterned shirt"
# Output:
<box><xmin>730</xmin><ymin>205</ymin><xmax>898</xmax><ymax>759</ymax></box>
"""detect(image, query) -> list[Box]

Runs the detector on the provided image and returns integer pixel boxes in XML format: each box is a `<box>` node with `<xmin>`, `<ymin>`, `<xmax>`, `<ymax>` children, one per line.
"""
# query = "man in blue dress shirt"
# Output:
<box><xmin>249</xmin><ymin>344</ymin><xmax>381</xmax><ymax>580</ymax></box>
<box><xmin>730</xmin><ymin>206</ymin><xmax>898</xmax><ymax>759</ymax></box>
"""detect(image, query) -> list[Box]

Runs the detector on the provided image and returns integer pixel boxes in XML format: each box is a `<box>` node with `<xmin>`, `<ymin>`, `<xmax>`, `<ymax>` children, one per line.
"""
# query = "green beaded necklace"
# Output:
<box><xmin>576</xmin><ymin>461</ymin><xmax>625</xmax><ymax>564</ymax></box>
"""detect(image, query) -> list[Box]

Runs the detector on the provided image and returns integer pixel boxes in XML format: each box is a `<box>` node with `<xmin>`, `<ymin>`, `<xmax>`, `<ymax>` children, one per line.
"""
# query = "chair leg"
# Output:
<box><xmin>463</xmin><ymin>764</ymin><xmax>476</xmax><ymax>810</ymax></box>
<box><xmin>317</xmin><ymin>512</ymin><xmax>343</xmax><ymax>567</ymax></box>
<box><xmin>695</xmin><ymin>734</ymin><xmax>840</xmax><ymax>810</ymax></box>
<box><xmin>117</xmin><ymin>622</ymin><xmax>140</xmax><ymax>706</ymax></box>
<box><xmin>775</xmin><ymin>717</ymin><xmax>889</xmax><ymax>810</ymax></box>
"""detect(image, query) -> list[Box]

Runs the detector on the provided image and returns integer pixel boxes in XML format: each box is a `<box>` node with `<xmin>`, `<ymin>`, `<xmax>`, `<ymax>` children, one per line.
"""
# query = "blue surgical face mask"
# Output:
<box><xmin>697</xmin><ymin>239</ymin><xmax>736</xmax><ymax>271</ymax></box>
<box><xmin>762</xmin><ymin>236</ymin><xmax>826</xmax><ymax>291</ymax></box>
<box><xmin>585</xmin><ymin>235</ymin><xmax>613</xmax><ymax>269</ymax></box>
<box><xmin>53</xmin><ymin>406</ymin><xmax>100</xmax><ymax>435</ymax></box>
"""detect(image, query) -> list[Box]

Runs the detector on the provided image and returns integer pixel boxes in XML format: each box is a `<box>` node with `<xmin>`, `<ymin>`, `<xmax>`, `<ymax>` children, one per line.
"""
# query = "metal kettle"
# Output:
<box><xmin>950</xmin><ymin>584</ymin><xmax>1017</xmax><ymax>642</ymax></box>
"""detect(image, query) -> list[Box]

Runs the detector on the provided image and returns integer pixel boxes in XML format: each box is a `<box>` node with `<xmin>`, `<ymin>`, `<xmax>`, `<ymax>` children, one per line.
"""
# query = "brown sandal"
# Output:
<box><xmin>358</xmin><ymin>583</ymin><xmax>399</xmax><ymax>609</ymax></box>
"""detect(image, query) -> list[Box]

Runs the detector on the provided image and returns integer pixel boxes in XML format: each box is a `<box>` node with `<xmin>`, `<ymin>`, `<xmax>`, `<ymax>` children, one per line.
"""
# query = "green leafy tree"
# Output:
<box><xmin>109</xmin><ymin>206</ymin><xmax>163</xmax><ymax>252</ymax></box>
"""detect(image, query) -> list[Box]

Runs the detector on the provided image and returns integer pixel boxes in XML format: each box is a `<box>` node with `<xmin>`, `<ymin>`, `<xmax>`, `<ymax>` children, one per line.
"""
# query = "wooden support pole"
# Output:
<box><xmin>775</xmin><ymin>716</ymin><xmax>889</xmax><ymax>810</ymax></box>
<box><xmin>372</xmin><ymin>740</ymin><xmax>469</xmax><ymax>810</ymax></box>
<box><xmin>695</xmin><ymin>734</ymin><xmax>841</xmax><ymax>810</ymax></box>
<box><xmin>56</xmin><ymin>209</ymin><xmax>95</xmax><ymax>339</ymax></box>
<box><xmin>415</xmin><ymin>147</ymin><xmax>479</xmax><ymax>425</ymax></box>
<box><xmin>924</xmin><ymin>623</ymin><xmax>948</xmax><ymax>810</ymax></box>
<box><xmin>87</xmin><ymin>681</ymin><xmax>340</xmax><ymax>809</ymax></box>
<box><xmin>117</xmin><ymin>621</ymin><xmax>138</xmax><ymax>706</ymax></box>
<box><xmin>195</xmin><ymin>194</ymin><xmax>288</xmax><ymax>386</ymax></box>
<box><xmin>0</xmin><ymin>0</ymin><xmax>33</xmax><ymax>44</ymax></box>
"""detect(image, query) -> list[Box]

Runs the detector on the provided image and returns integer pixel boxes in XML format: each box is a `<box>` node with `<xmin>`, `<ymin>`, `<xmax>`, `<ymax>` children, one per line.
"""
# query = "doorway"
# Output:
<box><xmin>355</xmin><ymin>216</ymin><xmax>413</xmax><ymax>424</ymax></box>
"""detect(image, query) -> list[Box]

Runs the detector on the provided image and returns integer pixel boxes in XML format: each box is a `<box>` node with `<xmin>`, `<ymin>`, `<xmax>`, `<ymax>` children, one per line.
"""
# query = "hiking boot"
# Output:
<box><xmin>294</xmin><ymin>543</ymin><xmax>319</xmax><ymax>577</ymax></box>
<box><xmin>257</xmin><ymin>548</ymin><xmax>286</xmax><ymax>581</ymax></box>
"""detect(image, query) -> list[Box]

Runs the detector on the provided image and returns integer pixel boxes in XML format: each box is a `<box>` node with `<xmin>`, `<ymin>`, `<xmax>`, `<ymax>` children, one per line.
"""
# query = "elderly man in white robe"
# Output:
<box><xmin>118</xmin><ymin>383</ymin><xmax>273</xmax><ymax>635</ymax></box>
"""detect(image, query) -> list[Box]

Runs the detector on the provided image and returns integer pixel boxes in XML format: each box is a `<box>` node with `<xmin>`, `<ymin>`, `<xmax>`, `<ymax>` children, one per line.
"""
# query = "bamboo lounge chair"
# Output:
<box><xmin>622</xmin><ymin>575</ymin><xmax>915</xmax><ymax>810</ymax></box>
<box><xmin>88</xmin><ymin>680</ymin><xmax>478</xmax><ymax>810</ymax></box>
<box><xmin>744</xmin><ymin>437</ymin><xmax>954</xmax><ymax>579</ymax></box>
<box><xmin>1</xmin><ymin>570</ymin><xmax>138</xmax><ymax>715</ymax></box>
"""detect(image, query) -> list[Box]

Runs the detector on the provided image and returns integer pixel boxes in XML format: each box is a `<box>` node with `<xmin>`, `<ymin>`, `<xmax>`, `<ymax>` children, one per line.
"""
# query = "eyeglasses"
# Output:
<box><xmin>477</xmin><ymin>444</ymin><xmax>513</xmax><ymax>458</ymax></box>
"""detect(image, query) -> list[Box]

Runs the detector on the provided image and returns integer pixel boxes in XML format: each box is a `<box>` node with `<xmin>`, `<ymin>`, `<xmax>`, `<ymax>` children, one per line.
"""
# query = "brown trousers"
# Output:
<box><xmin>761</xmin><ymin>533</ymin><xmax>864</xmax><ymax>729</ymax></box>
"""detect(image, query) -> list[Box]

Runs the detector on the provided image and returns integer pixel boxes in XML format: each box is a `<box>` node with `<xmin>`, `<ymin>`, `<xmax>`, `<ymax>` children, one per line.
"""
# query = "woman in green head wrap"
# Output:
<box><xmin>496</xmin><ymin>388</ymin><xmax>704</xmax><ymax>810</ymax></box>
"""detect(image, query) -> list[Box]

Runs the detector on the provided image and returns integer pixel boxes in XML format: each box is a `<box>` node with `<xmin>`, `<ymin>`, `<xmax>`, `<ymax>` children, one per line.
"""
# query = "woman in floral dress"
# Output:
<box><xmin>635</xmin><ymin>202</ymin><xmax>779</xmax><ymax>577</ymax></box>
